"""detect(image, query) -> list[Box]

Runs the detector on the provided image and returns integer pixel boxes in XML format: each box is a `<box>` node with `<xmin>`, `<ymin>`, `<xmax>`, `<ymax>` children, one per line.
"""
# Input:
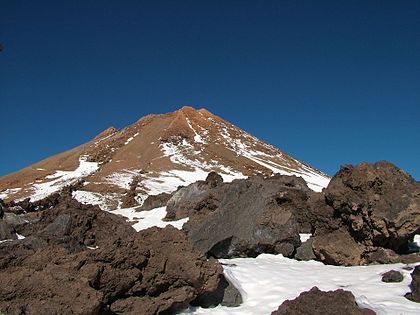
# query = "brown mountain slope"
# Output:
<box><xmin>0</xmin><ymin>106</ymin><xmax>330</xmax><ymax>209</ymax></box>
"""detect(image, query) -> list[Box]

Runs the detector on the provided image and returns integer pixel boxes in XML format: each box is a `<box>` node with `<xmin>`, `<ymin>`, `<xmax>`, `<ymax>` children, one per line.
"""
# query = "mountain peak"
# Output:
<box><xmin>178</xmin><ymin>105</ymin><xmax>197</xmax><ymax>113</ymax></box>
<box><xmin>0</xmin><ymin>107</ymin><xmax>330</xmax><ymax>209</ymax></box>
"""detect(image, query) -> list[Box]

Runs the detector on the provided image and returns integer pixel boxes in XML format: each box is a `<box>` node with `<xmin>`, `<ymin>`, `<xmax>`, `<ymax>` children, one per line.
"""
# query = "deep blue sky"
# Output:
<box><xmin>1</xmin><ymin>1</ymin><xmax>419</xmax><ymax>179</ymax></box>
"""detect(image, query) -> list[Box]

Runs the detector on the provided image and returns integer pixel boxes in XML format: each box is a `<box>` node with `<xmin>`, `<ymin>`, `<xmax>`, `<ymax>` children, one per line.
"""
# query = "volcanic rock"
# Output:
<box><xmin>165</xmin><ymin>177</ymin><xmax>223</xmax><ymax>223</ymax></box>
<box><xmin>381</xmin><ymin>270</ymin><xmax>404</xmax><ymax>283</ymax></box>
<box><xmin>270</xmin><ymin>286</ymin><xmax>376</xmax><ymax>315</ymax></box>
<box><xmin>324</xmin><ymin>161</ymin><xmax>420</xmax><ymax>252</ymax></box>
<box><xmin>0</xmin><ymin>220</ymin><xmax>15</xmax><ymax>241</ymax></box>
<box><xmin>312</xmin><ymin>230</ymin><xmax>365</xmax><ymax>266</ymax></box>
<box><xmin>18</xmin><ymin>195</ymin><xmax>134</xmax><ymax>250</ymax></box>
<box><xmin>136</xmin><ymin>192</ymin><xmax>173</xmax><ymax>212</ymax></box>
<box><xmin>0</xmin><ymin>195</ymin><xmax>230</xmax><ymax>314</ymax></box>
<box><xmin>185</xmin><ymin>174</ymin><xmax>311</xmax><ymax>258</ymax></box>
<box><xmin>0</xmin><ymin>199</ymin><xmax>4</xmax><ymax>219</ymax></box>
<box><xmin>405</xmin><ymin>265</ymin><xmax>420</xmax><ymax>302</ymax></box>
<box><xmin>295</xmin><ymin>237</ymin><xmax>316</xmax><ymax>261</ymax></box>
<box><xmin>205</xmin><ymin>171</ymin><xmax>224</xmax><ymax>188</ymax></box>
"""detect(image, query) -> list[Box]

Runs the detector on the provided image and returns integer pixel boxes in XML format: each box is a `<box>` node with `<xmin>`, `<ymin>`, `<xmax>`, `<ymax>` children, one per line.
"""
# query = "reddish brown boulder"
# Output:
<box><xmin>312</xmin><ymin>230</ymin><xmax>365</xmax><ymax>266</ymax></box>
<box><xmin>271</xmin><ymin>287</ymin><xmax>376</xmax><ymax>315</ymax></box>
<box><xmin>0</xmin><ymin>196</ymin><xmax>228</xmax><ymax>315</ymax></box>
<box><xmin>324</xmin><ymin>161</ymin><xmax>420</xmax><ymax>252</ymax></box>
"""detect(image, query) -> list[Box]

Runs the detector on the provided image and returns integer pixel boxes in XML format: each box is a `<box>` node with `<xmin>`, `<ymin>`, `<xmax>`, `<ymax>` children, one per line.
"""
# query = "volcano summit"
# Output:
<box><xmin>0</xmin><ymin>106</ymin><xmax>329</xmax><ymax>209</ymax></box>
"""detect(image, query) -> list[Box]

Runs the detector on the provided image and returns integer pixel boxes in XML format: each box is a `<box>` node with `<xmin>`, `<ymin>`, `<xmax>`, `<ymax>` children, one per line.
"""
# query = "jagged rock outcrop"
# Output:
<box><xmin>310</xmin><ymin>161</ymin><xmax>420</xmax><ymax>266</ymax></box>
<box><xmin>0</xmin><ymin>199</ymin><xmax>4</xmax><ymax>219</ymax></box>
<box><xmin>270</xmin><ymin>287</ymin><xmax>376</xmax><ymax>315</ymax></box>
<box><xmin>0</xmin><ymin>220</ymin><xmax>16</xmax><ymax>241</ymax></box>
<box><xmin>405</xmin><ymin>265</ymin><xmax>420</xmax><ymax>302</ymax></box>
<box><xmin>324</xmin><ymin>161</ymin><xmax>420</xmax><ymax>252</ymax></box>
<box><xmin>0</xmin><ymin>196</ymin><xmax>231</xmax><ymax>315</ymax></box>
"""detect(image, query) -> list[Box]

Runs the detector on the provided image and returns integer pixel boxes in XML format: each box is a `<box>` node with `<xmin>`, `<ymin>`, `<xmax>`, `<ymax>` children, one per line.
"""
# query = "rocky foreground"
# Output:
<box><xmin>164</xmin><ymin>161</ymin><xmax>420</xmax><ymax>266</ymax></box>
<box><xmin>0</xmin><ymin>161</ymin><xmax>419</xmax><ymax>314</ymax></box>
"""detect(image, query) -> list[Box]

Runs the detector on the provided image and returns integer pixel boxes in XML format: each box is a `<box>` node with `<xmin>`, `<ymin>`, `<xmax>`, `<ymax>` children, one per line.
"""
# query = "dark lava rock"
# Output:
<box><xmin>271</xmin><ymin>286</ymin><xmax>376</xmax><ymax>315</ymax></box>
<box><xmin>295</xmin><ymin>237</ymin><xmax>316</xmax><ymax>261</ymax></box>
<box><xmin>3</xmin><ymin>212</ymin><xmax>39</xmax><ymax>235</ymax></box>
<box><xmin>4</xmin><ymin>205</ymin><xmax>25</xmax><ymax>215</ymax></box>
<box><xmin>324</xmin><ymin>161</ymin><xmax>420</xmax><ymax>252</ymax></box>
<box><xmin>18</xmin><ymin>194</ymin><xmax>134</xmax><ymax>250</ymax></box>
<box><xmin>405</xmin><ymin>265</ymin><xmax>420</xmax><ymax>302</ymax></box>
<box><xmin>165</xmin><ymin>178</ymin><xmax>222</xmax><ymax>222</ymax></box>
<box><xmin>186</xmin><ymin>174</ymin><xmax>312</xmax><ymax>258</ymax></box>
<box><xmin>0</xmin><ymin>195</ymin><xmax>230</xmax><ymax>315</ymax></box>
<box><xmin>192</xmin><ymin>274</ymin><xmax>242</xmax><ymax>307</ymax></box>
<box><xmin>136</xmin><ymin>192</ymin><xmax>173</xmax><ymax>212</ymax></box>
<box><xmin>381</xmin><ymin>270</ymin><xmax>404</xmax><ymax>283</ymax></box>
<box><xmin>0</xmin><ymin>220</ymin><xmax>16</xmax><ymax>241</ymax></box>
<box><xmin>0</xmin><ymin>199</ymin><xmax>4</xmax><ymax>219</ymax></box>
<box><xmin>121</xmin><ymin>176</ymin><xmax>141</xmax><ymax>208</ymax></box>
<box><xmin>205</xmin><ymin>171</ymin><xmax>224</xmax><ymax>188</ymax></box>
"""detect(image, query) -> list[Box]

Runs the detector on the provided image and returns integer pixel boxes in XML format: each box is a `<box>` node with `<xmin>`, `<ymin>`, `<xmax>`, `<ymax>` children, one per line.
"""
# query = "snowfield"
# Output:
<box><xmin>181</xmin><ymin>254</ymin><xmax>419</xmax><ymax>315</ymax></box>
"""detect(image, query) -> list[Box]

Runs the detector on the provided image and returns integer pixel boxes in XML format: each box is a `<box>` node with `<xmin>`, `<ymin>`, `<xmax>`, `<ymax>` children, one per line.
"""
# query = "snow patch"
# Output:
<box><xmin>186</xmin><ymin>118</ymin><xmax>206</xmax><ymax>144</ymax></box>
<box><xmin>105</xmin><ymin>169</ymin><xmax>141</xmax><ymax>190</ymax></box>
<box><xmin>30</xmin><ymin>157</ymin><xmax>99</xmax><ymax>201</ymax></box>
<box><xmin>299</xmin><ymin>233</ymin><xmax>312</xmax><ymax>243</ymax></box>
<box><xmin>143</xmin><ymin>168</ymin><xmax>244</xmax><ymax>196</ymax></box>
<box><xmin>182</xmin><ymin>254</ymin><xmax>419</xmax><ymax>315</ymax></box>
<box><xmin>73</xmin><ymin>190</ymin><xmax>107</xmax><ymax>208</ymax></box>
<box><xmin>109</xmin><ymin>206</ymin><xmax>188</xmax><ymax>231</ymax></box>
<box><xmin>0</xmin><ymin>187</ymin><xmax>22</xmax><ymax>199</ymax></box>
<box><xmin>0</xmin><ymin>233</ymin><xmax>25</xmax><ymax>244</ymax></box>
<box><xmin>16</xmin><ymin>233</ymin><xmax>25</xmax><ymax>240</ymax></box>
<box><xmin>124</xmin><ymin>132</ymin><xmax>139</xmax><ymax>145</ymax></box>
<box><xmin>218</xmin><ymin>129</ymin><xmax>330</xmax><ymax>192</ymax></box>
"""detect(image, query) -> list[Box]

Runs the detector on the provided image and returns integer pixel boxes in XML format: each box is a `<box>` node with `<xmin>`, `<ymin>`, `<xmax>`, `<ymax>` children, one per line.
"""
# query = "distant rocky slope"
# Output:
<box><xmin>0</xmin><ymin>106</ymin><xmax>329</xmax><ymax>209</ymax></box>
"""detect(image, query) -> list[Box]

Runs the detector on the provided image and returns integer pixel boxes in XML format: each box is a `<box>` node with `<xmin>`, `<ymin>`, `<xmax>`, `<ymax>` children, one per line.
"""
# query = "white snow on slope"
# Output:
<box><xmin>182</xmin><ymin>254</ymin><xmax>419</xmax><ymax>315</ymax></box>
<box><xmin>143</xmin><ymin>168</ymin><xmax>245</xmax><ymax>196</ymax></box>
<box><xmin>30</xmin><ymin>157</ymin><xmax>99</xmax><ymax>201</ymax></box>
<box><xmin>0</xmin><ymin>188</ymin><xmax>22</xmax><ymax>199</ymax></box>
<box><xmin>105</xmin><ymin>169</ymin><xmax>140</xmax><ymax>190</ymax></box>
<box><xmin>124</xmin><ymin>132</ymin><xmax>139</xmax><ymax>145</ymax></box>
<box><xmin>109</xmin><ymin>206</ymin><xmax>188</xmax><ymax>231</ymax></box>
<box><xmin>186</xmin><ymin>118</ymin><xmax>206</xmax><ymax>144</ymax></box>
<box><xmin>220</xmin><ymin>131</ymin><xmax>330</xmax><ymax>192</ymax></box>
<box><xmin>72</xmin><ymin>190</ymin><xmax>110</xmax><ymax>208</ymax></box>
